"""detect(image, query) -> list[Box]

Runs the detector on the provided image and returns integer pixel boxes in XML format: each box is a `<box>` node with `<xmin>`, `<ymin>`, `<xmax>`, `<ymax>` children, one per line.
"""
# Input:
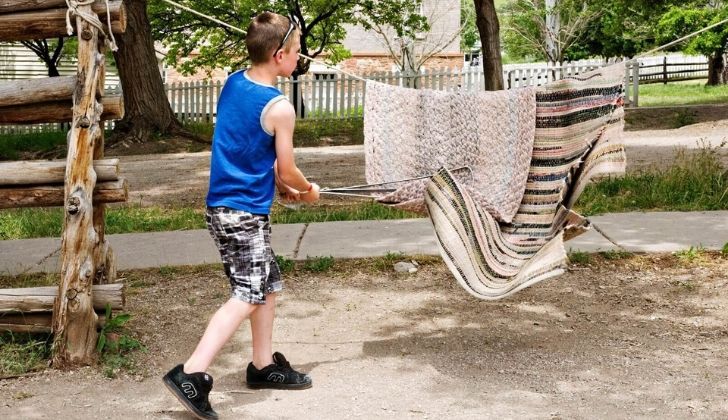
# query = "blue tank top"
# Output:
<box><xmin>206</xmin><ymin>70</ymin><xmax>287</xmax><ymax>214</ymax></box>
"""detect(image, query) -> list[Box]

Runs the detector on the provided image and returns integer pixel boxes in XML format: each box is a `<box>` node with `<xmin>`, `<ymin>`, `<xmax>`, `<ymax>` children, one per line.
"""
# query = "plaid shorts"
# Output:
<box><xmin>206</xmin><ymin>207</ymin><xmax>283</xmax><ymax>304</ymax></box>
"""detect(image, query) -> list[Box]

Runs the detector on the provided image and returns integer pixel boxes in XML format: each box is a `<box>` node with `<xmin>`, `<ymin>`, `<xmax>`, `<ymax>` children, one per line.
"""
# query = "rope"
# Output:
<box><xmin>65</xmin><ymin>0</ymin><xmax>118</xmax><ymax>51</ymax></box>
<box><xmin>634</xmin><ymin>17</ymin><xmax>728</xmax><ymax>60</ymax></box>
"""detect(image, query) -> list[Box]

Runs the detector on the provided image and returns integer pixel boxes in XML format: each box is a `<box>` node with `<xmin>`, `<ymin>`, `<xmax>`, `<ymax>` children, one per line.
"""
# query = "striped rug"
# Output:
<box><xmin>422</xmin><ymin>63</ymin><xmax>626</xmax><ymax>299</ymax></box>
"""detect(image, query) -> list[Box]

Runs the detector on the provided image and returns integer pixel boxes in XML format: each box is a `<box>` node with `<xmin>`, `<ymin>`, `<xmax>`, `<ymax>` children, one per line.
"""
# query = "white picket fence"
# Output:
<box><xmin>0</xmin><ymin>55</ymin><xmax>710</xmax><ymax>134</ymax></box>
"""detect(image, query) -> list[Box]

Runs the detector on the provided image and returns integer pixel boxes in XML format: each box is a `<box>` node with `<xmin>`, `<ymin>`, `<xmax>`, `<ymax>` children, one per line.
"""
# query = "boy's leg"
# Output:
<box><xmin>185</xmin><ymin>298</ymin><xmax>259</xmax><ymax>374</ymax></box>
<box><xmin>250</xmin><ymin>292</ymin><xmax>277</xmax><ymax>369</ymax></box>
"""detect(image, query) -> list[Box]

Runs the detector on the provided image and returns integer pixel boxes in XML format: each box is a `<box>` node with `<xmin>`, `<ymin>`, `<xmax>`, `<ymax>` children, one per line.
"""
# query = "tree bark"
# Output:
<box><xmin>707</xmin><ymin>50</ymin><xmax>726</xmax><ymax>86</ymax></box>
<box><xmin>0</xmin><ymin>179</ymin><xmax>128</xmax><ymax>209</ymax></box>
<box><xmin>51</xmin><ymin>2</ymin><xmax>104</xmax><ymax>367</ymax></box>
<box><xmin>0</xmin><ymin>96</ymin><xmax>123</xmax><ymax>124</ymax></box>
<box><xmin>474</xmin><ymin>0</ymin><xmax>504</xmax><ymax>91</ymax></box>
<box><xmin>0</xmin><ymin>3</ymin><xmax>126</xmax><ymax>42</ymax></box>
<box><xmin>0</xmin><ymin>159</ymin><xmax>118</xmax><ymax>186</ymax></box>
<box><xmin>109</xmin><ymin>0</ymin><xmax>189</xmax><ymax>144</ymax></box>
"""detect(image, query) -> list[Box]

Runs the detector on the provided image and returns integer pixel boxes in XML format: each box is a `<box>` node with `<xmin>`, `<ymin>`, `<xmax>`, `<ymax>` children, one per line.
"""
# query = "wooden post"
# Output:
<box><xmin>51</xmin><ymin>2</ymin><xmax>105</xmax><ymax>367</ymax></box>
<box><xmin>663</xmin><ymin>56</ymin><xmax>668</xmax><ymax>84</ymax></box>
<box><xmin>632</xmin><ymin>62</ymin><xmax>639</xmax><ymax>108</ymax></box>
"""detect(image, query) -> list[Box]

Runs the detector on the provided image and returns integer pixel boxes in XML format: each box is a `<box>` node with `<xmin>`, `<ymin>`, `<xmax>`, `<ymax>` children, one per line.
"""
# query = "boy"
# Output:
<box><xmin>162</xmin><ymin>12</ymin><xmax>320</xmax><ymax>420</ymax></box>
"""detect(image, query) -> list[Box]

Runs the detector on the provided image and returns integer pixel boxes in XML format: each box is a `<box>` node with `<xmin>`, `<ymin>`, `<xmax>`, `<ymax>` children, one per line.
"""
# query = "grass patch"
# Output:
<box><xmin>294</xmin><ymin>118</ymin><xmax>363</xmax><ymax>147</ymax></box>
<box><xmin>576</xmin><ymin>146</ymin><xmax>727</xmax><ymax>215</ymax></box>
<box><xmin>674</xmin><ymin>245</ymin><xmax>708</xmax><ymax>265</ymax></box>
<box><xmin>567</xmin><ymin>250</ymin><xmax>591</xmax><ymax>265</ymax></box>
<box><xmin>0</xmin><ymin>332</ymin><xmax>51</xmax><ymax>377</ymax></box>
<box><xmin>0</xmin><ymin>131</ymin><xmax>67</xmax><ymax>161</ymax></box>
<box><xmin>303</xmin><ymin>256</ymin><xmax>335</xmax><ymax>272</ymax></box>
<box><xmin>1</xmin><ymin>202</ymin><xmax>419</xmax><ymax>240</ymax></box>
<box><xmin>599</xmin><ymin>250</ymin><xmax>634</xmax><ymax>260</ymax></box>
<box><xmin>722</xmin><ymin>242</ymin><xmax>728</xmax><ymax>257</ymax></box>
<box><xmin>0</xmin><ymin>272</ymin><xmax>57</xmax><ymax>289</ymax></box>
<box><xmin>275</xmin><ymin>255</ymin><xmax>295</xmax><ymax>274</ymax></box>
<box><xmin>0</xmin><ymin>206</ymin><xmax>206</xmax><ymax>240</ymax></box>
<box><xmin>271</xmin><ymin>201</ymin><xmax>419</xmax><ymax>224</ymax></box>
<box><xmin>639</xmin><ymin>81</ymin><xmax>728</xmax><ymax>107</ymax></box>
<box><xmin>97</xmin><ymin>304</ymin><xmax>145</xmax><ymax>379</ymax></box>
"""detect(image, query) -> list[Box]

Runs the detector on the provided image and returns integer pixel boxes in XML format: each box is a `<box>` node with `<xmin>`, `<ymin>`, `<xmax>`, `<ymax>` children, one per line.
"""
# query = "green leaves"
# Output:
<box><xmin>656</xmin><ymin>4</ymin><xmax>728</xmax><ymax>57</ymax></box>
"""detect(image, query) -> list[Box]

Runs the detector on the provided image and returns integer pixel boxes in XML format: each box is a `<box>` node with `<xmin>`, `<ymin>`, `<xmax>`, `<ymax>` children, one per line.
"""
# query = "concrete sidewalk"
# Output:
<box><xmin>0</xmin><ymin>211</ymin><xmax>726</xmax><ymax>276</ymax></box>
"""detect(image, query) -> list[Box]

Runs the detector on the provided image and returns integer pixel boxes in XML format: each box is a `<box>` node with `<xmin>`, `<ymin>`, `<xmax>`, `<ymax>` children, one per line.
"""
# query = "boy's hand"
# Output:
<box><xmin>278</xmin><ymin>184</ymin><xmax>301</xmax><ymax>202</ymax></box>
<box><xmin>300</xmin><ymin>183</ymin><xmax>320</xmax><ymax>203</ymax></box>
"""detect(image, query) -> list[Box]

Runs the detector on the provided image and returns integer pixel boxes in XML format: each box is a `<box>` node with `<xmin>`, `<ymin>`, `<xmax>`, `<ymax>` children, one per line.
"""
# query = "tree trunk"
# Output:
<box><xmin>290</xmin><ymin>74</ymin><xmax>306</xmax><ymax>118</ymax></box>
<box><xmin>474</xmin><ymin>0</ymin><xmax>504</xmax><ymax>91</ymax></box>
<box><xmin>706</xmin><ymin>50</ymin><xmax>726</xmax><ymax>86</ymax></box>
<box><xmin>109</xmin><ymin>0</ymin><xmax>185</xmax><ymax>144</ymax></box>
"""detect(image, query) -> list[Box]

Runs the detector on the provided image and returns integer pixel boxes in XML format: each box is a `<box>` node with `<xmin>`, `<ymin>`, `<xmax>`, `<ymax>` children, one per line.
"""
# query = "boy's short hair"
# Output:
<box><xmin>246</xmin><ymin>12</ymin><xmax>300</xmax><ymax>64</ymax></box>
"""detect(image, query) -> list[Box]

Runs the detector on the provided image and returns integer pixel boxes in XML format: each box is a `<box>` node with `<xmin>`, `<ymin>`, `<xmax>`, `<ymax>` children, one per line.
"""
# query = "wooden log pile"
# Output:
<box><xmin>0</xmin><ymin>0</ymin><xmax>128</xmax><ymax>366</ymax></box>
<box><xmin>0</xmin><ymin>159</ymin><xmax>127</xmax><ymax>208</ymax></box>
<box><xmin>0</xmin><ymin>283</ymin><xmax>124</xmax><ymax>333</ymax></box>
<box><xmin>0</xmin><ymin>77</ymin><xmax>124</xmax><ymax>124</ymax></box>
<box><xmin>0</xmin><ymin>0</ymin><xmax>126</xmax><ymax>42</ymax></box>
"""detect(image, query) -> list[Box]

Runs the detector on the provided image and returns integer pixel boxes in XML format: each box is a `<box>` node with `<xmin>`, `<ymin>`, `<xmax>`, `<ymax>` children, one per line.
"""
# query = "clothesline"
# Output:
<box><xmin>158</xmin><ymin>0</ymin><xmax>728</xmax><ymax>84</ymax></box>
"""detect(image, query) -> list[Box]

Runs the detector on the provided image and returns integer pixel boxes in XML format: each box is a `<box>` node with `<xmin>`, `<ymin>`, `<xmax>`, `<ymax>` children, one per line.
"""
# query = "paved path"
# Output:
<box><xmin>1</xmin><ymin>211</ymin><xmax>726</xmax><ymax>276</ymax></box>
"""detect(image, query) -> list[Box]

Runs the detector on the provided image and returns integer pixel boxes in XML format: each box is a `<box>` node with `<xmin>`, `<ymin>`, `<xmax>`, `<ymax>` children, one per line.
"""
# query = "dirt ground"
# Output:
<box><xmin>1</xmin><ymin>120</ymin><xmax>727</xmax><ymax>419</ymax></box>
<box><xmin>116</xmin><ymin>120</ymin><xmax>728</xmax><ymax>209</ymax></box>
<box><xmin>1</xmin><ymin>255</ymin><xmax>727</xmax><ymax>419</ymax></box>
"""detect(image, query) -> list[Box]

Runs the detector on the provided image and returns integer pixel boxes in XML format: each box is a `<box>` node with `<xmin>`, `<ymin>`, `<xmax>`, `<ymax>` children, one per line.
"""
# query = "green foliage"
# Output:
<box><xmin>502</xmin><ymin>0</ymin><xmax>601</xmax><ymax>62</ymax></box>
<box><xmin>576</xmin><ymin>145</ymin><xmax>728</xmax><ymax>215</ymax></box>
<box><xmin>357</xmin><ymin>0</ymin><xmax>429</xmax><ymax>40</ymax></box>
<box><xmin>0</xmin><ymin>332</ymin><xmax>51</xmax><ymax>377</ymax></box>
<box><xmin>460</xmin><ymin>0</ymin><xmax>479</xmax><ymax>52</ymax></box>
<box><xmin>674</xmin><ymin>245</ymin><xmax>707</xmax><ymax>263</ymax></box>
<box><xmin>721</xmin><ymin>242</ymin><xmax>728</xmax><ymax>256</ymax></box>
<box><xmin>97</xmin><ymin>304</ymin><xmax>144</xmax><ymax>378</ymax></box>
<box><xmin>275</xmin><ymin>255</ymin><xmax>295</xmax><ymax>273</ymax></box>
<box><xmin>599</xmin><ymin>250</ymin><xmax>633</xmax><ymax>260</ymax></box>
<box><xmin>303</xmin><ymin>256</ymin><xmax>335</xmax><ymax>272</ymax></box>
<box><xmin>656</xmin><ymin>4</ymin><xmax>728</xmax><ymax>58</ymax></box>
<box><xmin>568</xmin><ymin>250</ymin><xmax>591</xmax><ymax>264</ymax></box>
<box><xmin>149</xmin><ymin>0</ymin><xmax>426</xmax><ymax>76</ymax></box>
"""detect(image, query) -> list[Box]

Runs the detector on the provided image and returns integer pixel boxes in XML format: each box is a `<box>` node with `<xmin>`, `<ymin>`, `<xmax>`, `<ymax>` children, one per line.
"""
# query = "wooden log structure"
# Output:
<box><xmin>0</xmin><ymin>178</ymin><xmax>128</xmax><ymax>209</ymax></box>
<box><xmin>0</xmin><ymin>283</ymin><xmax>124</xmax><ymax>313</ymax></box>
<box><xmin>51</xmin><ymin>0</ymin><xmax>108</xmax><ymax>366</ymax></box>
<box><xmin>0</xmin><ymin>76</ymin><xmax>76</xmax><ymax>108</ymax></box>
<box><xmin>0</xmin><ymin>158</ymin><xmax>119</xmax><ymax>186</ymax></box>
<box><xmin>0</xmin><ymin>1</ymin><xmax>126</xmax><ymax>42</ymax></box>
<box><xmin>0</xmin><ymin>313</ymin><xmax>106</xmax><ymax>334</ymax></box>
<box><xmin>0</xmin><ymin>95</ymin><xmax>124</xmax><ymax>124</ymax></box>
<box><xmin>0</xmin><ymin>0</ymin><xmax>121</xmax><ymax>14</ymax></box>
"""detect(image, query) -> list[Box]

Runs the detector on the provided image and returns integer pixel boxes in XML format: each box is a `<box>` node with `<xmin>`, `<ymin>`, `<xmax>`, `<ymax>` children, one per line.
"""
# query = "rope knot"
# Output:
<box><xmin>64</xmin><ymin>0</ymin><xmax>118</xmax><ymax>51</ymax></box>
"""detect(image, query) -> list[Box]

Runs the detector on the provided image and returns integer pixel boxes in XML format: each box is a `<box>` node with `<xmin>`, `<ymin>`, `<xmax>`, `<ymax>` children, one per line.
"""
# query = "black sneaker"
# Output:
<box><xmin>246</xmin><ymin>352</ymin><xmax>312</xmax><ymax>390</ymax></box>
<box><xmin>162</xmin><ymin>364</ymin><xmax>219</xmax><ymax>420</ymax></box>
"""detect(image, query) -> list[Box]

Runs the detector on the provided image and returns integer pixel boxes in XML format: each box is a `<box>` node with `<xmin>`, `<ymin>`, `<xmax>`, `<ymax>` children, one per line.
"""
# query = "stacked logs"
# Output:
<box><xmin>0</xmin><ymin>284</ymin><xmax>124</xmax><ymax>333</ymax></box>
<box><xmin>0</xmin><ymin>0</ymin><xmax>126</xmax><ymax>42</ymax></box>
<box><xmin>0</xmin><ymin>158</ymin><xmax>127</xmax><ymax>208</ymax></box>
<box><xmin>0</xmin><ymin>0</ymin><xmax>128</xmax><ymax>365</ymax></box>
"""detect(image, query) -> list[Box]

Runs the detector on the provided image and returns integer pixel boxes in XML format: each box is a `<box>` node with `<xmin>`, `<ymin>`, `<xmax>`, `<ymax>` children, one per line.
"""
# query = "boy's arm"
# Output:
<box><xmin>266</xmin><ymin>100</ymin><xmax>320</xmax><ymax>202</ymax></box>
